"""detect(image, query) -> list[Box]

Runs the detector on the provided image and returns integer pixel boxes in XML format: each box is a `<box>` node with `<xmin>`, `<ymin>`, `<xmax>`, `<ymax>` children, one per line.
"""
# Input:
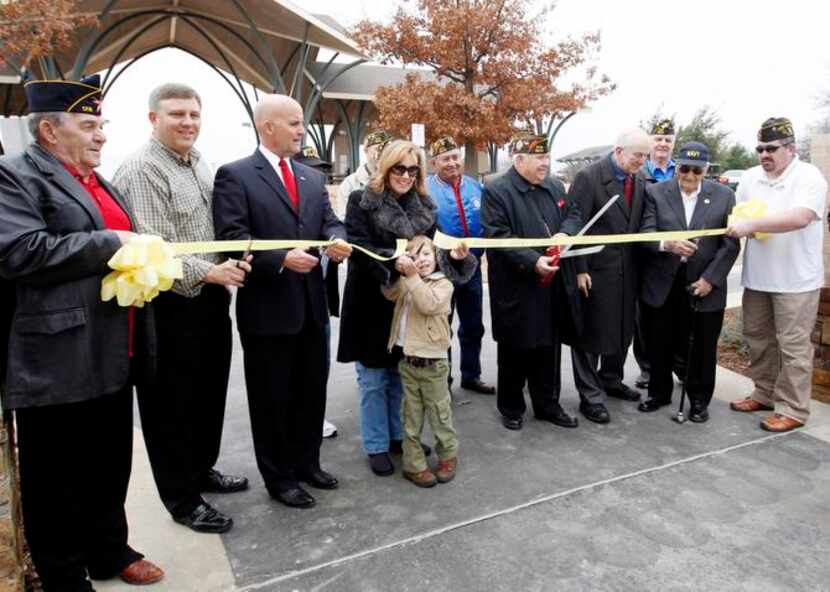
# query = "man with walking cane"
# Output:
<box><xmin>637</xmin><ymin>142</ymin><xmax>739</xmax><ymax>422</ymax></box>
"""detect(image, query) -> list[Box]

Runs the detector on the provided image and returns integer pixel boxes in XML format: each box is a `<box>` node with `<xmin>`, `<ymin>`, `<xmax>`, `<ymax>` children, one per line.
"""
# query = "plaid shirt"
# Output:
<box><xmin>113</xmin><ymin>137</ymin><xmax>220</xmax><ymax>297</ymax></box>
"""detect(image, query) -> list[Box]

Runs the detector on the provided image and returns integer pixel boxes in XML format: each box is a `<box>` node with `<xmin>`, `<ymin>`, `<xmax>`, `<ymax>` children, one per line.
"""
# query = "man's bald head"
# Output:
<box><xmin>254</xmin><ymin>94</ymin><xmax>305</xmax><ymax>158</ymax></box>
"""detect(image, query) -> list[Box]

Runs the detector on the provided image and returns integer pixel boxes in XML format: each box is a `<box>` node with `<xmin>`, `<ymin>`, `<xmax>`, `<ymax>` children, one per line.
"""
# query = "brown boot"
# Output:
<box><xmin>436</xmin><ymin>458</ymin><xmax>457</xmax><ymax>484</ymax></box>
<box><xmin>404</xmin><ymin>469</ymin><xmax>437</xmax><ymax>488</ymax></box>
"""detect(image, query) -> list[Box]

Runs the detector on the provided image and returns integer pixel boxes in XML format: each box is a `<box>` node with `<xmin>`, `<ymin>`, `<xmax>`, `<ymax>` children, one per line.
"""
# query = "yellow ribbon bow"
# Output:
<box><xmin>101</xmin><ymin>235</ymin><xmax>184</xmax><ymax>307</ymax></box>
<box><xmin>728</xmin><ymin>199</ymin><xmax>770</xmax><ymax>241</ymax></box>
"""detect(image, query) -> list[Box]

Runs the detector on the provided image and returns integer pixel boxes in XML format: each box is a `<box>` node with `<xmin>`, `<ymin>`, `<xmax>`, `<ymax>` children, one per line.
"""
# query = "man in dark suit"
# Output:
<box><xmin>0</xmin><ymin>77</ymin><xmax>163</xmax><ymax>590</ymax></box>
<box><xmin>481</xmin><ymin>135</ymin><xmax>583</xmax><ymax>431</ymax></box>
<box><xmin>213</xmin><ymin>95</ymin><xmax>351</xmax><ymax>509</ymax></box>
<box><xmin>638</xmin><ymin>142</ymin><xmax>739</xmax><ymax>421</ymax></box>
<box><xmin>568</xmin><ymin>128</ymin><xmax>650</xmax><ymax>424</ymax></box>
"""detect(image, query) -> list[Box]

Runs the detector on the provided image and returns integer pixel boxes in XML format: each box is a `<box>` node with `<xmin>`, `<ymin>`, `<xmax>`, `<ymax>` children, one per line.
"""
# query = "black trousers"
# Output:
<box><xmin>496</xmin><ymin>341</ymin><xmax>561</xmax><ymax>420</ymax></box>
<box><xmin>643</xmin><ymin>272</ymin><xmax>724</xmax><ymax>407</ymax></box>
<box><xmin>137</xmin><ymin>285</ymin><xmax>232</xmax><ymax>517</ymax></box>
<box><xmin>240</xmin><ymin>316</ymin><xmax>327</xmax><ymax>492</ymax></box>
<box><xmin>16</xmin><ymin>386</ymin><xmax>142</xmax><ymax>591</ymax></box>
<box><xmin>570</xmin><ymin>347</ymin><xmax>626</xmax><ymax>404</ymax></box>
<box><xmin>633</xmin><ymin>300</ymin><xmax>650</xmax><ymax>374</ymax></box>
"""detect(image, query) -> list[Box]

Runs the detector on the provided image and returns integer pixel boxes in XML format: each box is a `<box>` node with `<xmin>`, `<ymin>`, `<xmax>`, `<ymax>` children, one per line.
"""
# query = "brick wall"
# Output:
<box><xmin>811</xmin><ymin>134</ymin><xmax>830</xmax><ymax>403</ymax></box>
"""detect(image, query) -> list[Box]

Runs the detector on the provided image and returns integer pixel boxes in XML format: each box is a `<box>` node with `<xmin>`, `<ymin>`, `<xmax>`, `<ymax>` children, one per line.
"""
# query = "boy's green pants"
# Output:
<box><xmin>398</xmin><ymin>359</ymin><xmax>459</xmax><ymax>473</ymax></box>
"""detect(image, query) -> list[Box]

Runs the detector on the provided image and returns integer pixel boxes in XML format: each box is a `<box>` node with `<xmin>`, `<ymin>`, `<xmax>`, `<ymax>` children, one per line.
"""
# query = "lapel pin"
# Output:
<box><xmin>704</xmin><ymin>198</ymin><xmax>710</xmax><ymax>204</ymax></box>
<box><xmin>299</xmin><ymin>176</ymin><xmax>306</xmax><ymax>181</ymax></box>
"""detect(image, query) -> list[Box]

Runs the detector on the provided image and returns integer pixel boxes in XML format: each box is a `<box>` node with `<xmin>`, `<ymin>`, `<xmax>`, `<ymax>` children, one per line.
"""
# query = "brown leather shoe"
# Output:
<box><xmin>761</xmin><ymin>413</ymin><xmax>803</xmax><ymax>432</ymax></box>
<box><xmin>436</xmin><ymin>458</ymin><xmax>457</xmax><ymax>483</ymax></box>
<box><xmin>404</xmin><ymin>469</ymin><xmax>437</xmax><ymax>488</ymax></box>
<box><xmin>730</xmin><ymin>397</ymin><xmax>773</xmax><ymax>412</ymax></box>
<box><xmin>120</xmin><ymin>559</ymin><xmax>164</xmax><ymax>586</ymax></box>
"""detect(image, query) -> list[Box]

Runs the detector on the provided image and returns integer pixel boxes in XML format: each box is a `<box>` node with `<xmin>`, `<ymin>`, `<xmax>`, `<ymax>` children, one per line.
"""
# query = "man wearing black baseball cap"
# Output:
<box><xmin>638</xmin><ymin>142</ymin><xmax>739</xmax><ymax>421</ymax></box>
<box><xmin>727</xmin><ymin>117</ymin><xmax>828</xmax><ymax>432</ymax></box>
<box><xmin>0</xmin><ymin>76</ymin><xmax>164</xmax><ymax>589</ymax></box>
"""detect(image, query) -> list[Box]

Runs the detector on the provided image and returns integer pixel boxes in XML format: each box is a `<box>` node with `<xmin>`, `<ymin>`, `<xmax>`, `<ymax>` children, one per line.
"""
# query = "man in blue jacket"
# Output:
<box><xmin>427</xmin><ymin>136</ymin><xmax>494</xmax><ymax>395</ymax></box>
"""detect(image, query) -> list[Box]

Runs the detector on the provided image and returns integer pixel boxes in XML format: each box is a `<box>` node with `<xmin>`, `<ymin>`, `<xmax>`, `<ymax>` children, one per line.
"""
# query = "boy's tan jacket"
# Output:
<box><xmin>382</xmin><ymin>271</ymin><xmax>453</xmax><ymax>359</ymax></box>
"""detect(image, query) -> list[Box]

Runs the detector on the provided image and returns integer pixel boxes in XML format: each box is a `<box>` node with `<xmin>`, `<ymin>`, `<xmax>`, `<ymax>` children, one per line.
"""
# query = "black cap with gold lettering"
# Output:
<box><xmin>676</xmin><ymin>141</ymin><xmax>710</xmax><ymax>167</ymax></box>
<box><xmin>24</xmin><ymin>75</ymin><xmax>103</xmax><ymax>115</ymax></box>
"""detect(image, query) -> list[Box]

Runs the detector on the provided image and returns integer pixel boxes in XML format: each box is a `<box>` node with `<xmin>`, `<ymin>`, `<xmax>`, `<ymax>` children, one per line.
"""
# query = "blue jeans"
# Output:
<box><xmin>449</xmin><ymin>264</ymin><xmax>485</xmax><ymax>383</ymax></box>
<box><xmin>356</xmin><ymin>362</ymin><xmax>403</xmax><ymax>454</ymax></box>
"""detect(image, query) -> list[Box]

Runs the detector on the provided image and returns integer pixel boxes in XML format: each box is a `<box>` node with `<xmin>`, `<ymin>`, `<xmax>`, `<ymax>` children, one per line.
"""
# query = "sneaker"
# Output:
<box><xmin>322</xmin><ymin>419</ymin><xmax>338</xmax><ymax>438</ymax></box>
<box><xmin>435</xmin><ymin>458</ymin><xmax>457</xmax><ymax>483</ymax></box>
<box><xmin>404</xmin><ymin>469</ymin><xmax>437</xmax><ymax>488</ymax></box>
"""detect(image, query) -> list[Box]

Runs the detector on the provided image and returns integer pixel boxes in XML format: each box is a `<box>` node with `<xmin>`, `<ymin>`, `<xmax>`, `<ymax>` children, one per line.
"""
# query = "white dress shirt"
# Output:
<box><xmin>258</xmin><ymin>144</ymin><xmax>293</xmax><ymax>185</ymax></box>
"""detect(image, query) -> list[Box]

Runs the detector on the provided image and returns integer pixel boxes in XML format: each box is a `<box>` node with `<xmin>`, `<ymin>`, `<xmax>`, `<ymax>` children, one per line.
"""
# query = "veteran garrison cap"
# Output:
<box><xmin>676</xmin><ymin>141</ymin><xmax>710</xmax><ymax>167</ymax></box>
<box><xmin>24</xmin><ymin>75</ymin><xmax>103</xmax><ymax>115</ymax></box>
<box><xmin>429</xmin><ymin>136</ymin><xmax>458</xmax><ymax>157</ymax></box>
<box><xmin>364</xmin><ymin>130</ymin><xmax>393</xmax><ymax>148</ymax></box>
<box><xmin>295</xmin><ymin>145</ymin><xmax>332</xmax><ymax>170</ymax></box>
<box><xmin>758</xmin><ymin>117</ymin><xmax>794</xmax><ymax>142</ymax></box>
<box><xmin>510</xmin><ymin>134</ymin><xmax>549</xmax><ymax>155</ymax></box>
<box><xmin>650</xmin><ymin>118</ymin><xmax>675</xmax><ymax>136</ymax></box>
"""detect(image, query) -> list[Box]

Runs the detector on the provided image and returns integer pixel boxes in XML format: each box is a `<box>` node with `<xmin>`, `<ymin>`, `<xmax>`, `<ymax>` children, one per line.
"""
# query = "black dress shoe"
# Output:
<box><xmin>637</xmin><ymin>397</ymin><xmax>671</xmax><ymax>412</ymax></box>
<box><xmin>579</xmin><ymin>401</ymin><xmax>610</xmax><ymax>424</ymax></box>
<box><xmin>501</xmin><ymin>415</ymin><xmax>523</xmax><ymax>430</ymax></box>
<box><xmin>173</xmin><ymin>502</ymin><xmax>233</xmax><ymax>533</ymax></box>
<box><xmin>460</xmin><ymin>379</ymin><xmax>496</xmax><ymax>395</ymax></box>
<box><xmin>635</xmin><ymin>371</ymin><xmax>650</xmax><ymax>389</ymax></box>
<box><xmin>689</xmin><ymin>406</ymin><xmax>710</xmax><ymax>423</ymax></box>
<box><xmin>298</xmin><ymin>468</ymin><xmax>339</xmax><ymax>490</ymax></box>
<box><xmin>270</xmin><ymin>486</ymin><xmax>315</xmax><ymax>508</ymax></box>
<box><xmin>390</xmin><ymin>439</ymin><xmax>432</xmax><ymax>457</ymax></box>
<box><xmin>607</xmin><ymin>384</ymin><xmax>641</xmax><ymax>401</ymax></box>
<box><xmin>200</xmin><ymin>469</ymin><xmax>249</xmax><ymax>494</ymax></box>
<box><xmin>537</xmin><ymin>405</ymin><xmax>579</xmax><ymax>428</ymax></box>
<box><xmin>368</xmin><ymin>452</ymin><xmax>394</xmax><ymax>476</ymax></box>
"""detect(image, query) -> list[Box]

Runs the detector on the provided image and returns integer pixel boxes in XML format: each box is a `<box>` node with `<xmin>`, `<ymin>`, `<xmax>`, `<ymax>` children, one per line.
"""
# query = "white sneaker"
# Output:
<box><xmin>322</xmin><ymin>419</ymin><xmax>338</xmax><ymax>438</ymax></box>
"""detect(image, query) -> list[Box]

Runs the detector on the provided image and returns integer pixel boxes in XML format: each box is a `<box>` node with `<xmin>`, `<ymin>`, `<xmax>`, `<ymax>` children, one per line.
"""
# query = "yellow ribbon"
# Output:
<box><xmin>101</xmin><ymin>199</ymin><xmax>767</xmax><ymax>308</ymax></box>
<box><xmin>102</xmin><ymin>237</ymin><xmax>407</xmax><ymax>307</ymax></box>
<box><xmin>728</xmin><ymin>200</ymin><xmax>770</xmax><ymax>241</ymax></box>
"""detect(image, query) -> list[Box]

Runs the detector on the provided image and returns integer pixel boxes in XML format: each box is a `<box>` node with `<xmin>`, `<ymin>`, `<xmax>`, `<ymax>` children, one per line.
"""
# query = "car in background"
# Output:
<box><xmin>718</xmin><ymin>169</ymin><xmax>744</xmax><ymax>191</ymax></box>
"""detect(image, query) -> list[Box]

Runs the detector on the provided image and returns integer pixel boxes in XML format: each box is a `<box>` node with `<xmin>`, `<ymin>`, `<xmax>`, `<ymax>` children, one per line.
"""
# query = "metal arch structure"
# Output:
<box><xmin>0</xmin><ymin>0</ymin><xmax>372</xmax><ymax>159</ymax></box>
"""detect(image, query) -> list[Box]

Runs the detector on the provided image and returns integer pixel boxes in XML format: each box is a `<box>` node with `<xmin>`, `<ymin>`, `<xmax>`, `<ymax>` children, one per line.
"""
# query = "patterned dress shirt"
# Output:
<box><xmin>113</xmin><ymin>137</ymin><xmax>220</xmax><ymax>297</ymax></box>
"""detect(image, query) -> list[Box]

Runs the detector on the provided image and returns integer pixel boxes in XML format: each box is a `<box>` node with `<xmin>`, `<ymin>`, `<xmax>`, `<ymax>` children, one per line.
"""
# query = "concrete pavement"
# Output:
<box><xmin>96</xmin><ymin>285</ymin><xmax>830</xmax><ymax>592</ymax></box>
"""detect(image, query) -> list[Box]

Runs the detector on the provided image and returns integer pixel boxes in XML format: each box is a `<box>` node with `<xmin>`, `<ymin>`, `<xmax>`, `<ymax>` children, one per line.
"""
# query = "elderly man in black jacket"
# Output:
<box><xmin>638</xmin><ymin>142</ymin><xmax>739</xmax><ymax>421</ymax></box>
<box><xmin>568</xmin><ymin>128</ymin><xmax>650</xmax><ymax>424</ymax></box>
<box><xmin>481</xmin><ymin>135</ymin><xmax>583</xmax><ymax>431</ymax></box>
<box><xmin>0</xmin><ymin>77</ymin><xmax>163</xmax><ymax>590</ymax></box>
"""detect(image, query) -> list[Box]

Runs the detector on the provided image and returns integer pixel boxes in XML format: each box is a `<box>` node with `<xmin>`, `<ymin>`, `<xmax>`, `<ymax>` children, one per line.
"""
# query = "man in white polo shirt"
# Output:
<box><xmin>727</xmin><ymin>117</ymin><xmax>828</xmax><ymax>432</ymax></box>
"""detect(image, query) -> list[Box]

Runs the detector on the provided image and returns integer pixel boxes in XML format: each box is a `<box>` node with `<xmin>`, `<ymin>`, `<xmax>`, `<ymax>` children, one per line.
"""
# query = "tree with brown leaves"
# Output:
<box><xmin>0</xmin><ymin>0</ymin><xmax>95</xmax><ymax>73</ymax></box>
<box><xmin>353</xmin><ymin>0</ymin><xmax>614</xmax><ymax>172</ymax></box>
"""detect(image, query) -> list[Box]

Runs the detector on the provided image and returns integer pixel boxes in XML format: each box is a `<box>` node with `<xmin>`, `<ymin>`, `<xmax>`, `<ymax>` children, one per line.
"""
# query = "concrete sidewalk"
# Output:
<box><xmin>97</xmin><ymin>288</ymin><xmax>830</xmax><ymax>592</ymax></box>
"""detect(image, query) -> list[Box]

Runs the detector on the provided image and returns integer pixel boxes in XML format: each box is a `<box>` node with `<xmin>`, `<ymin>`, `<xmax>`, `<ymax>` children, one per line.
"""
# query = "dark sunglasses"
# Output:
<box><xmin>679</xmin><ymin>165</ymin><xmax>704</xmax><ymax>175</ymax></box>
<box><xmin>755</xmin><ymin>142</ymin><xmax>790</xmax><ymax>154</ymax></box>
<box><xmin>390</xmin><ymin>164</ymin><xmax>420</xmax><ymax>178</ymax></box>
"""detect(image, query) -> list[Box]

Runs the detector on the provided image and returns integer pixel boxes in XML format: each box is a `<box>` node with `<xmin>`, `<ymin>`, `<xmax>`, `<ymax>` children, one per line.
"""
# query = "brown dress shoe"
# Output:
<box><xmin>730</xmin><ymin>397</ymin><xmax>773</xmax><ymax>412</ymax></box>
<box><xmin>436</xmin><ymin>458</ymin><xmax>457</xmax><ymax>483</ymax></box>
<box><xmin>404</xmin><ymin>469</ymin><xmax>437</xmax><ymax>488</ymax></box>
<box><xmin>120</xmin><ymin>559</ymin><xmax>165</xmax><ymax>586</ymax></box>
<box><xmin>761</xmin><ymin>413</ymin><xmax>803</xmax><ymax>432</ymax></box>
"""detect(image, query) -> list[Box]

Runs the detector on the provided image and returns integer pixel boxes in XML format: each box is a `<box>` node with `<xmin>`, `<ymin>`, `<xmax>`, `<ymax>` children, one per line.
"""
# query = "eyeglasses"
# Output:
<box><xmin>390</xmin><ymin>164</ymin><xmax>420</xmax><ymax>178</ymax></box>
<box><xmin>755</xmin><ymin>142</ymin><xmax>790</xmax><ymax>154</ymax></box>
<box><xmin>679</xmin><ymin>165</ymin><xmax>704</xmax><ymax>175</ymax></box>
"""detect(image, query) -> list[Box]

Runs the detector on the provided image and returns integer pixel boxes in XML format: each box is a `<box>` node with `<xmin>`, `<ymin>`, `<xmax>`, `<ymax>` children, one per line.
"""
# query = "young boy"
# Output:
<box><xmin>383</xmin><ymin>236</ymin><xmax>459</xmax><ymax>488</ymax></box>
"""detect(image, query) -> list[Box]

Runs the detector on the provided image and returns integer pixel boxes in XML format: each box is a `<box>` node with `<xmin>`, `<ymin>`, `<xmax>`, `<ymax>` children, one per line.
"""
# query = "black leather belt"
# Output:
<box><xmin>404</xmin><ymin>356</ymin><xmax>438</xmax><ymax>368</ymax></box>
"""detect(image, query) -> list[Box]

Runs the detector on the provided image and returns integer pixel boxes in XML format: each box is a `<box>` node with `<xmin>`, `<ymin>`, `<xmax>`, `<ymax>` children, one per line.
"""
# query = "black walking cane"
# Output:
<box><xmin>673</xmin><ymin>286</ymin><xmax>701</xmax><ymax>424</ymax></box>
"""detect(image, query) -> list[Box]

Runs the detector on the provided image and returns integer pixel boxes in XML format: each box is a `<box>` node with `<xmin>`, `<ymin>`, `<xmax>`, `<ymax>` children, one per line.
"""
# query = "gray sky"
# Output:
<box><xmin>97</xmin><ymin>0</ymin><xmax>829</xmax><ymax>177</ymax></box>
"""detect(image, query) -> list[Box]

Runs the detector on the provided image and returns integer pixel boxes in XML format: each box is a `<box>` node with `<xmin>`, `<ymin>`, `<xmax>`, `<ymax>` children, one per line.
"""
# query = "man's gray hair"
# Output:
<box><xmin>614</xmin><ymin>128</ymin><xmax>650</xmax><ymax>151</ymax></box>
<box><xmin>27</xmin><ymin>112</ymin><xmax>68</xmax><ymax>141</ymax></box>
<box><xmin>148</xmin><ymin>82</ymin><xmax>202</xmax><ymax>111</ymax></box>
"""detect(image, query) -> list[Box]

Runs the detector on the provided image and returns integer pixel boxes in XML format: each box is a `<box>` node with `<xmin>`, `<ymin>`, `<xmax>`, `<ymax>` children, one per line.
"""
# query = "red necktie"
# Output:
<box><xmin>451</xmin><ymin>180</ymin><xmax>470</xmax><ymax>236</ymax></box>
<box><xmin>623</xmin><ymin>175</ymin><xmax>633</xmax><ymax>208</ymax></box>
<box><xmin>278</xmin><ymin>158</ymin><xmax>299</xmax><ymax>211</ymax></box>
